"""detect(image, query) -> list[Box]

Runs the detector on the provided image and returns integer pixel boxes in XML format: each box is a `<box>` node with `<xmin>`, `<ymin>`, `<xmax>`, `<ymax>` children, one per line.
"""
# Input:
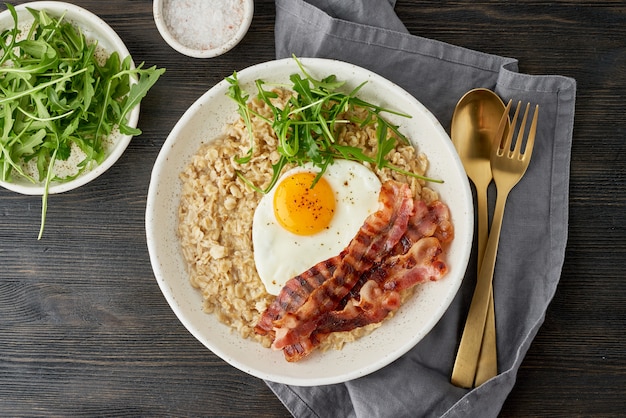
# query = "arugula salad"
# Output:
<box><xmin>0</xmin><ymin>4</ymin><xmax>164</xmax><ymax>238</ymax></box>
<box><xmin>226</xmin><ymin>57</ymin><xmax>441</xmax><ymax>194</ymax></box>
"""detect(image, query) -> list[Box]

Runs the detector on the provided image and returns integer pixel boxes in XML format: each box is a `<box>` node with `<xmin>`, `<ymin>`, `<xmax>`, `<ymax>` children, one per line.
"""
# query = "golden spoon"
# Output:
<box><xmin>450</xmin><ymin>88</ymin><xmax>509</xmax><ymax>388</ymax></box>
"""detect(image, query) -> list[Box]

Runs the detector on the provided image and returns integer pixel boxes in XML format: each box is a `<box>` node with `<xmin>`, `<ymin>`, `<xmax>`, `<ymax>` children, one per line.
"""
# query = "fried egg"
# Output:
<box><xmin>252</xmin><ymin>160</ymin><xmax>382</xmax><ymax>295</ymax></box>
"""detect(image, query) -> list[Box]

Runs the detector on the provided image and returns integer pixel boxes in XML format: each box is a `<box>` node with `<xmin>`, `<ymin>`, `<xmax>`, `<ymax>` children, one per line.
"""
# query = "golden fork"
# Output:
<box><xmin>451</xmin><ymin>100</ymin><xmax>539</xmax><ymax>388</ymax></box>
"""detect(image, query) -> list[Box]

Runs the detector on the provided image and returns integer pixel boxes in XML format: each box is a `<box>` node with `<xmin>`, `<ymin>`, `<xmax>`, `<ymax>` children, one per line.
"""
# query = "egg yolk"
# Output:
<box><xmin>273</xmin><ymin>172</ymin><xmax>336</xmax><ymax>236</ymax></box>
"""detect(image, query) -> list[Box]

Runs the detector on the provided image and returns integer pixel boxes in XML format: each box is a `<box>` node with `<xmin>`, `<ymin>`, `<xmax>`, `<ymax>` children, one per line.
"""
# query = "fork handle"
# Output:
<box><xmin>451</xmin><ymin>189</ymin><xmax>509</xmax><ymax>388</ymax></box>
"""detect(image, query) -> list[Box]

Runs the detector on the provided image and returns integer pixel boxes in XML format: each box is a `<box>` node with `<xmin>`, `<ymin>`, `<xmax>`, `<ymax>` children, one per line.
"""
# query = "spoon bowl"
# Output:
<box><xmin>451</xmin><ymin>88</ymin><xmax>508</xmax><ymax>183</ymax></box>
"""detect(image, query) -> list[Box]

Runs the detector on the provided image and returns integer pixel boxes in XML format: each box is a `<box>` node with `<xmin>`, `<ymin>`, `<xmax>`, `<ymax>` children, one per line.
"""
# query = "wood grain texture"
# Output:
<box><xmin>1</xmin><ymin>0</ymin><xmax>624</xmax><ymax>416</ymax></box>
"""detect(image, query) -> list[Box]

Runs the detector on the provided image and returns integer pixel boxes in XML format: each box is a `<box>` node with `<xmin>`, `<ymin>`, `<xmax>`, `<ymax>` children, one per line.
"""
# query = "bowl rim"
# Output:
<box><xmin>146</xmin><ymin>57</ymin><xmax>474</xmax><ymax>386</ymax></box>
<box><xmin>152</xmin><ymin>0</ymin><xmax>254</xmax><ymax>59</ymax></box>
<box><xmin>0</xmin><ymin>1</ymin><xmax>139</xmax><ymax>196</ymax></box>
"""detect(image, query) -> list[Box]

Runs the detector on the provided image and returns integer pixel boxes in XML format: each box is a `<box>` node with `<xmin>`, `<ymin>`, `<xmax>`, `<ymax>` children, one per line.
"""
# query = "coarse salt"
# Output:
<box><xmin>162</xmin><ymin>0</ymin><xmax>245</xmax><ymax>52</ymax></box>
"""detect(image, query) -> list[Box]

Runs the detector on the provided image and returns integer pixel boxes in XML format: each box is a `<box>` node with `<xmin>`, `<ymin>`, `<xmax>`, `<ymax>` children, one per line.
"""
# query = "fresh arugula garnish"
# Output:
<box><xmin>226</xmin><ymin>56</ymin><xmax>442</xmax><ymax>193</ymax></box>
<box><xmin>0</xmin><ymin>4</ymin><xmax>165</xmax><ymax>239</ymax></box>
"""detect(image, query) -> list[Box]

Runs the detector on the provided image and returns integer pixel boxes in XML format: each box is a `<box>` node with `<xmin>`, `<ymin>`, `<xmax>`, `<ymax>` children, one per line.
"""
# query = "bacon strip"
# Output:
<box><xmin>427</xmin><ymin>200</ymin><xmax>454</xmax><ymax>244</ymax></box>
<box><xmin>282</xmin><ymin>237</ymin><xmax>447</xmax><ymax>361</ymax></box>
<box><xmin>382</xmin><ymin>237</ymin><xmax>447</xmax><ymax>291</ymax></box>
<box><xmin>271</xmin><ymin>181</ymin><xmax>414</xmax><ymax>350</ymax></box>
<box><xmin>281</xmin><ymin>280</ymin><xmax>400</xmax><ymax>362</ymax></box>
<box><xmin>397</xmin><ymin>199</ymin><xmax>454</xmax><ymax>251</ymax></box>
<box><xmin>341</xmin><ymin>199</ymin><xmax>453</xmax><ymax>304</ymax></box>
<box><xmin>313</xmin><ymin>280</ymin><xmax>402</xmax><ymax>335</ymax></box>
<box><xmin>254</xmin><ymin>253</ymin><xmax>344</xmax><ymax>336</ymax></box>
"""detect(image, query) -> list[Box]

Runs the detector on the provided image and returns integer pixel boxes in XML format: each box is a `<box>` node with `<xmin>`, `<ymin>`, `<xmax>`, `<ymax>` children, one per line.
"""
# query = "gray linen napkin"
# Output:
<box><xmin>267</xmin><ymin>1</ymin><xmax>576</xmax><ymax>417</ymax></box>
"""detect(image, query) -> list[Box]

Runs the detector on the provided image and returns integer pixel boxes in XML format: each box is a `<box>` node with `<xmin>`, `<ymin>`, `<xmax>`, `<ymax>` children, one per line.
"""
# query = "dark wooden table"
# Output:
<box><xmin>1</xmin><ymin>1</ymin><xmax>624</xmax><ymax>416</ymax></box>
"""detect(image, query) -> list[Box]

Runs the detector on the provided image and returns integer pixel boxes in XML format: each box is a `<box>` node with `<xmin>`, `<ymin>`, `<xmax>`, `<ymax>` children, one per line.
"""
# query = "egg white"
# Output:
<box><xmin>252</xmin><ymin>160</ymin><xmax>382</xmax><ymax>295</ymax></box>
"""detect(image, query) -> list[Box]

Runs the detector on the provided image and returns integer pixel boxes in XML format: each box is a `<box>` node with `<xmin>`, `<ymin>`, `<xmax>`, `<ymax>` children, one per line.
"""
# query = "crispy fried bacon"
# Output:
<box><xmin>281</xmin><ymin>237</ymin><xmax>447</xmax><ymax>362</ymax></box>
<box><xmin>381</xmin><ymin>236</ymin><xmax>447</xmax><ymax>290</ymax></box>
<box><xmin>254</xmin><ymin>253</ymin><xmax>344</xmax><ymax>336</ymax></box>
<box><xmin>254</xmin><ymin>180</ymin><xmax>454</xmax><ymax>362</ymax></box>
<box><xmin>270</xmin><ymin>181</ymin><xmax>414</xmax><ymax>350</ymax></box>
<box><xmin>396</xmin><ymin>199</ymin><xmax>454</xmax><ymax>253</ymax></box>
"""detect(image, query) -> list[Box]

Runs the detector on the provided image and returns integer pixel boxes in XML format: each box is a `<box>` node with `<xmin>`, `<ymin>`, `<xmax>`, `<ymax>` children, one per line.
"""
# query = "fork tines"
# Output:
<box><xmin>496</xmin><ymin>100</ymin><xmax>539</xmax><ymax>160</ymax></box>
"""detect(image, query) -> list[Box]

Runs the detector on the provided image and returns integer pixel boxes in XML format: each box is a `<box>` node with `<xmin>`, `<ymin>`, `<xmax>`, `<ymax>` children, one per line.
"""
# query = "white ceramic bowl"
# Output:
<box><xmin>153</xmin><ymin>0</ymin><xmax>253</xmax><ymax>58</ymax></box>
<box><xmin>146</xmin><ymin>58</ymin><xmax>473</xmax><ymax>386</ymax></box>
<box><xmin>0</xmin><ymin>1</ymin><xmax>139</xmax><ymax>196</ymax></box>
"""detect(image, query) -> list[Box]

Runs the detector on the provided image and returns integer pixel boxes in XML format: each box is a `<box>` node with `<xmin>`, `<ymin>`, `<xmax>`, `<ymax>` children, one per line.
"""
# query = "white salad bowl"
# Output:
<box><xmin>146</xmin><ymin>57</ymin><xmax>473</xmax><ymax>386</ymax></box>
<box><xmin>0</xmin><ymin>2</ymin><xmax>138</xmax><ymax>196</ymax></box>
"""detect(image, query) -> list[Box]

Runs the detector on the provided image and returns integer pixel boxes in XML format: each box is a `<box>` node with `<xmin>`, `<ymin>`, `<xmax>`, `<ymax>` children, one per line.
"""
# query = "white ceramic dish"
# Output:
<box><xmin>0</xmin><ymin>1</ymin><xmax>139</xmax><ymax>196</ymax></box>
<box><xmin>146</xmin><ymin>57</ymin><xmax>473</xmax><ymax>386</ymax></box>
<box><xmin>153</xmin><ymin>0</ymin><xmax>253</xmax><ymax>58</ymax></box>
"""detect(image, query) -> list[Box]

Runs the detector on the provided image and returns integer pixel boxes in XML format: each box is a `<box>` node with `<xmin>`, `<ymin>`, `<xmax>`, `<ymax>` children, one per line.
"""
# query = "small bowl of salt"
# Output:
<box><xmin>153</xmin><ymin>0</ymin><xmax>253</xmax><ymax>58</ymax></box>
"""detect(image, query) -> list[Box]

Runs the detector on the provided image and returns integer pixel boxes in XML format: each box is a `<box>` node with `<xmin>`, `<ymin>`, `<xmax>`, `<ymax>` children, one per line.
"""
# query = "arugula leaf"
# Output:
<box><xmin>0</xmin><ymin>4</ymin><xmax>165</xmax><ymax>239</ymax></box>
<box><xmin>226</xmin><ymin>72</ymin><xmax>255</xmax><ymax>164</ymax></box>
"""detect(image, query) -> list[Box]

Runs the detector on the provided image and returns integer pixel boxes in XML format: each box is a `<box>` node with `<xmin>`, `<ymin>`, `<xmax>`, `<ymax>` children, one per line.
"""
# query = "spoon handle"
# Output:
<box><xmin>475</xmin><ymin>291</ymin><xmax>498</xmax><ymax>385</ymax></box>
<box><xmin>476</xmin><ymin>185</ymin><xmax>489</xmax><ymax>268</ymax></box>
<box><xmin>474</xmin><ymin>188</ymin><xmax>498</xmax><ymax>386</ymax></box>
